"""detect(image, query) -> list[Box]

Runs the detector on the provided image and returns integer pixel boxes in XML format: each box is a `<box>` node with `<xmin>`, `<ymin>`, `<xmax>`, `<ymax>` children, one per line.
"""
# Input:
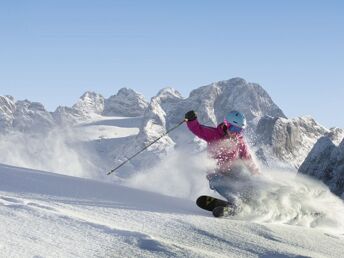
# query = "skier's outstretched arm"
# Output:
<box><xmin>185</xmin><ymin>111</ymin><xmax>220</xmax><ymax>142</ymax></box>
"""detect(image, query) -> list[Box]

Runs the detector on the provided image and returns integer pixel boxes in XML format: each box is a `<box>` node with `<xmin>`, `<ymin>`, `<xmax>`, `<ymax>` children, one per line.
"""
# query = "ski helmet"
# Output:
<box><xmin>224</xmin><ymin>111</ymin><xmax>247</xmax><ymax>131</ymax></box>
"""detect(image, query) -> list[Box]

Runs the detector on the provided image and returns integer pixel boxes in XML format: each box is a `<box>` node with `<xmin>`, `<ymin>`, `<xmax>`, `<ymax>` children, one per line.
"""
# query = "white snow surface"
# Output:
<box><xmin>74</xmin><ymin>116</ymin><xmax>140</xmax><ymax>141</ymax></box>
<box><xmin>1</xmin><ymin>162</ymin><xmax>344</xmax><ymax>257</ymax></box>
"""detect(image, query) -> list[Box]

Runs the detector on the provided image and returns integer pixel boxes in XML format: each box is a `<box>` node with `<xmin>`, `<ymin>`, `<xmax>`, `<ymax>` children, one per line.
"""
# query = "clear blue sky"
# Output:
<box><xmin>0</xmin><ymin>0</ymin><xmax>343</xmax><ymax>128</ymax></box>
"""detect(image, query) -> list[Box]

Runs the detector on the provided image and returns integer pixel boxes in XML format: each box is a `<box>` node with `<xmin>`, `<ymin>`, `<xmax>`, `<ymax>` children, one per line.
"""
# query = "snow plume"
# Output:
<box><xmin>237</xmin><ymin>169</ymin><xmax>344</xmax><ymax>233</ymax></box>
<box><xmin>125</xmin><ymin>150</ymin><xmax>216</xmax><ymax>200</ymax></box>
<box><xmin>0</xmin><ymin>129</ymin><xmax>101</xmax><ymax>178</ymax></box>
<box><xmin>127</xmin><ymin>155</ymin><xmax>344</xmax><ymax>233</ymax></box>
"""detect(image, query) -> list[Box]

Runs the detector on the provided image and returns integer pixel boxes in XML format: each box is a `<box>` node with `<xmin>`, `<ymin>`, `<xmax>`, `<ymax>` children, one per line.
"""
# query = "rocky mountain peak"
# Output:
<box><xmin>12</xmin><ymin>99</ymin><xmax>55</xmax><ymax>132</ymax></box>
<box><xmin>103</xmin><ymin>88</ymin><xmax>148</xmax><ymax>117</ymax></box>
<box><xmin>156</xmin><ymin>87</ymin><xmax>183</xmax><ymax>101</ymax></box>
<box><xmin>186</xmin><ymin>78</ymin><xmax>286</xmax><ymax>127</ymax></box>
<box><xmin>73</xmin><ymin>91</ymin><xmax>105</xmax><ymax>115</ymax></box>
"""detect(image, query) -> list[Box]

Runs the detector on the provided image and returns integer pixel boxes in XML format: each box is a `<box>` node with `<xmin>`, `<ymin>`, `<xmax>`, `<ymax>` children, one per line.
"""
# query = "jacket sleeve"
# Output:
<box><xmin>239</xmin><ymin>140</ymin><xmax>261</xmax><ymax>175</ymax></box>
<box><xmin>186</xmin><ymin>119</ymin><xmax>221</xmax><ymax>143</ymax></box>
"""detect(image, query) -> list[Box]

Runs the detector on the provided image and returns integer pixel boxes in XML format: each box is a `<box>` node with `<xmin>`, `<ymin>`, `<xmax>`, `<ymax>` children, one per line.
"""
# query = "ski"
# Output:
<box><xmin>196</xmin><ymin>195</ymin><xmax>229</xmax><ymax>212</ymax></box>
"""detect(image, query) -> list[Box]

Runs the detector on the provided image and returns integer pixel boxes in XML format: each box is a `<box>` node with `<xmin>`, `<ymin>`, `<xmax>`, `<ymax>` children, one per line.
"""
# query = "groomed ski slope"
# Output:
<box><xmin>0</xmin><ymin>164</ymin><xmax>343</xmax><ymax>258</ymax></box>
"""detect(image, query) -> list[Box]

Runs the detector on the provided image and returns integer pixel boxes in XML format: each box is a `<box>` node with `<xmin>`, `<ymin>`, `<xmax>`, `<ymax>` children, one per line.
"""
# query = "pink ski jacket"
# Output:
<box><xmin>187</xmin><ymin>119</ymin><xmax>260</xmax><ymax>175</ymax></box>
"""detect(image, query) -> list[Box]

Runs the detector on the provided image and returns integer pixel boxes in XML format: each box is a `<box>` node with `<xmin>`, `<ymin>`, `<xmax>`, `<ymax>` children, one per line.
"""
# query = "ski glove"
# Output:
<box><xmin>185</xmin><ymin>110</ymin><xmax>197</xmax><ymax>121</ymax></box>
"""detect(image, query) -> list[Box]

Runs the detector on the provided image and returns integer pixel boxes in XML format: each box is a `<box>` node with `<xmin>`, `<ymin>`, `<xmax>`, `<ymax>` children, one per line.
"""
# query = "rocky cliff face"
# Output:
<box><xmin>299</xmin><ymin>137</ymin><xmax>344</xmax><ymax>198</ymax></box>
<box><xmin>255</xmin><ymin>116</ymin><xmax>330</xmax><ymax>168</ymax></box>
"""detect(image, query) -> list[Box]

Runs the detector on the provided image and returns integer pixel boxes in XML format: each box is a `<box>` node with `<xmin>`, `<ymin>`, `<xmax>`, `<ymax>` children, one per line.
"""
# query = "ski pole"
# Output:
<box><xmin>107</xmin><ymin>119</ymin><xmax>186</xmax><ymax>175</ymax></box>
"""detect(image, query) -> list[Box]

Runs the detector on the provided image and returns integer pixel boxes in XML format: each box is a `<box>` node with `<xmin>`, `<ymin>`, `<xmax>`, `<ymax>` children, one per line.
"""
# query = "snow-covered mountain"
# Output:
<box><xmin>103</xmin><ymin>88</ymin><xmax>149</xmax><ymax>117</ymax></box>
<box><xmin>0</xmin><ymin>96</ymin><xmax>55</xmax><ymax>132</ymax></box>
<box><xmin>73</xmin><ymin>91</ymin><xmax>105</xmax><ymax>116</ymax></box>
<box><xmin>53</xmin><ymin>88</ymin><xmax>148</xmax><ymax>125</ymax></box>
<box><xmin>0</xmin><ymin>90</ymin><xmax>146</xmax><ymax>178</ymax></box>
<box><xmin>13</xmin><ymin>100</ymin><xmax>55</xmax><ymax>132</ymax></box>
<box><xmin>299</xmin><ymin>136</ymin><xmax>344</xmax><ymax>198</ymax></box>
<box><xmin>52</xmin><ymin>106</ymin><xmax>86</xmax><ymax>125</ymax></box>
<box><xmin>2</xmin><ymin>76</ymin><xmax>148</xmax><ymax>134</ymax></box>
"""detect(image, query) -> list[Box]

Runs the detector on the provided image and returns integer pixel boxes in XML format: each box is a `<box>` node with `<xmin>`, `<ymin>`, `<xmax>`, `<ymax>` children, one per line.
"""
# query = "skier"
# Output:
<box><xmin>184</xmin><ymin>110</ymin><xmax>261</xmax><ymax>216</ymax></box>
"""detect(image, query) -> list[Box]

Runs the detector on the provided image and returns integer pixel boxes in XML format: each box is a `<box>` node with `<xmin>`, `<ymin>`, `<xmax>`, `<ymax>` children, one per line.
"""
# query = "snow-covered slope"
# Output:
<box><xmin>1</xmin><ymin>163</ymin><xmax>344</xmax><ymax>258</ymax></box>
<box><xmin>299</xmin><ymin>136</ymin><xmax>344</xmax><ymax>198</ymax></box>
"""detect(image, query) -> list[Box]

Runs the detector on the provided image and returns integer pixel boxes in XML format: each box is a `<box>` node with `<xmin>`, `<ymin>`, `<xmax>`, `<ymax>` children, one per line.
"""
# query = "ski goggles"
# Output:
<box><xmin>224</xmin><ymin>120</ymin><xmax>243</xmax><ymax>133</ymax></box>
